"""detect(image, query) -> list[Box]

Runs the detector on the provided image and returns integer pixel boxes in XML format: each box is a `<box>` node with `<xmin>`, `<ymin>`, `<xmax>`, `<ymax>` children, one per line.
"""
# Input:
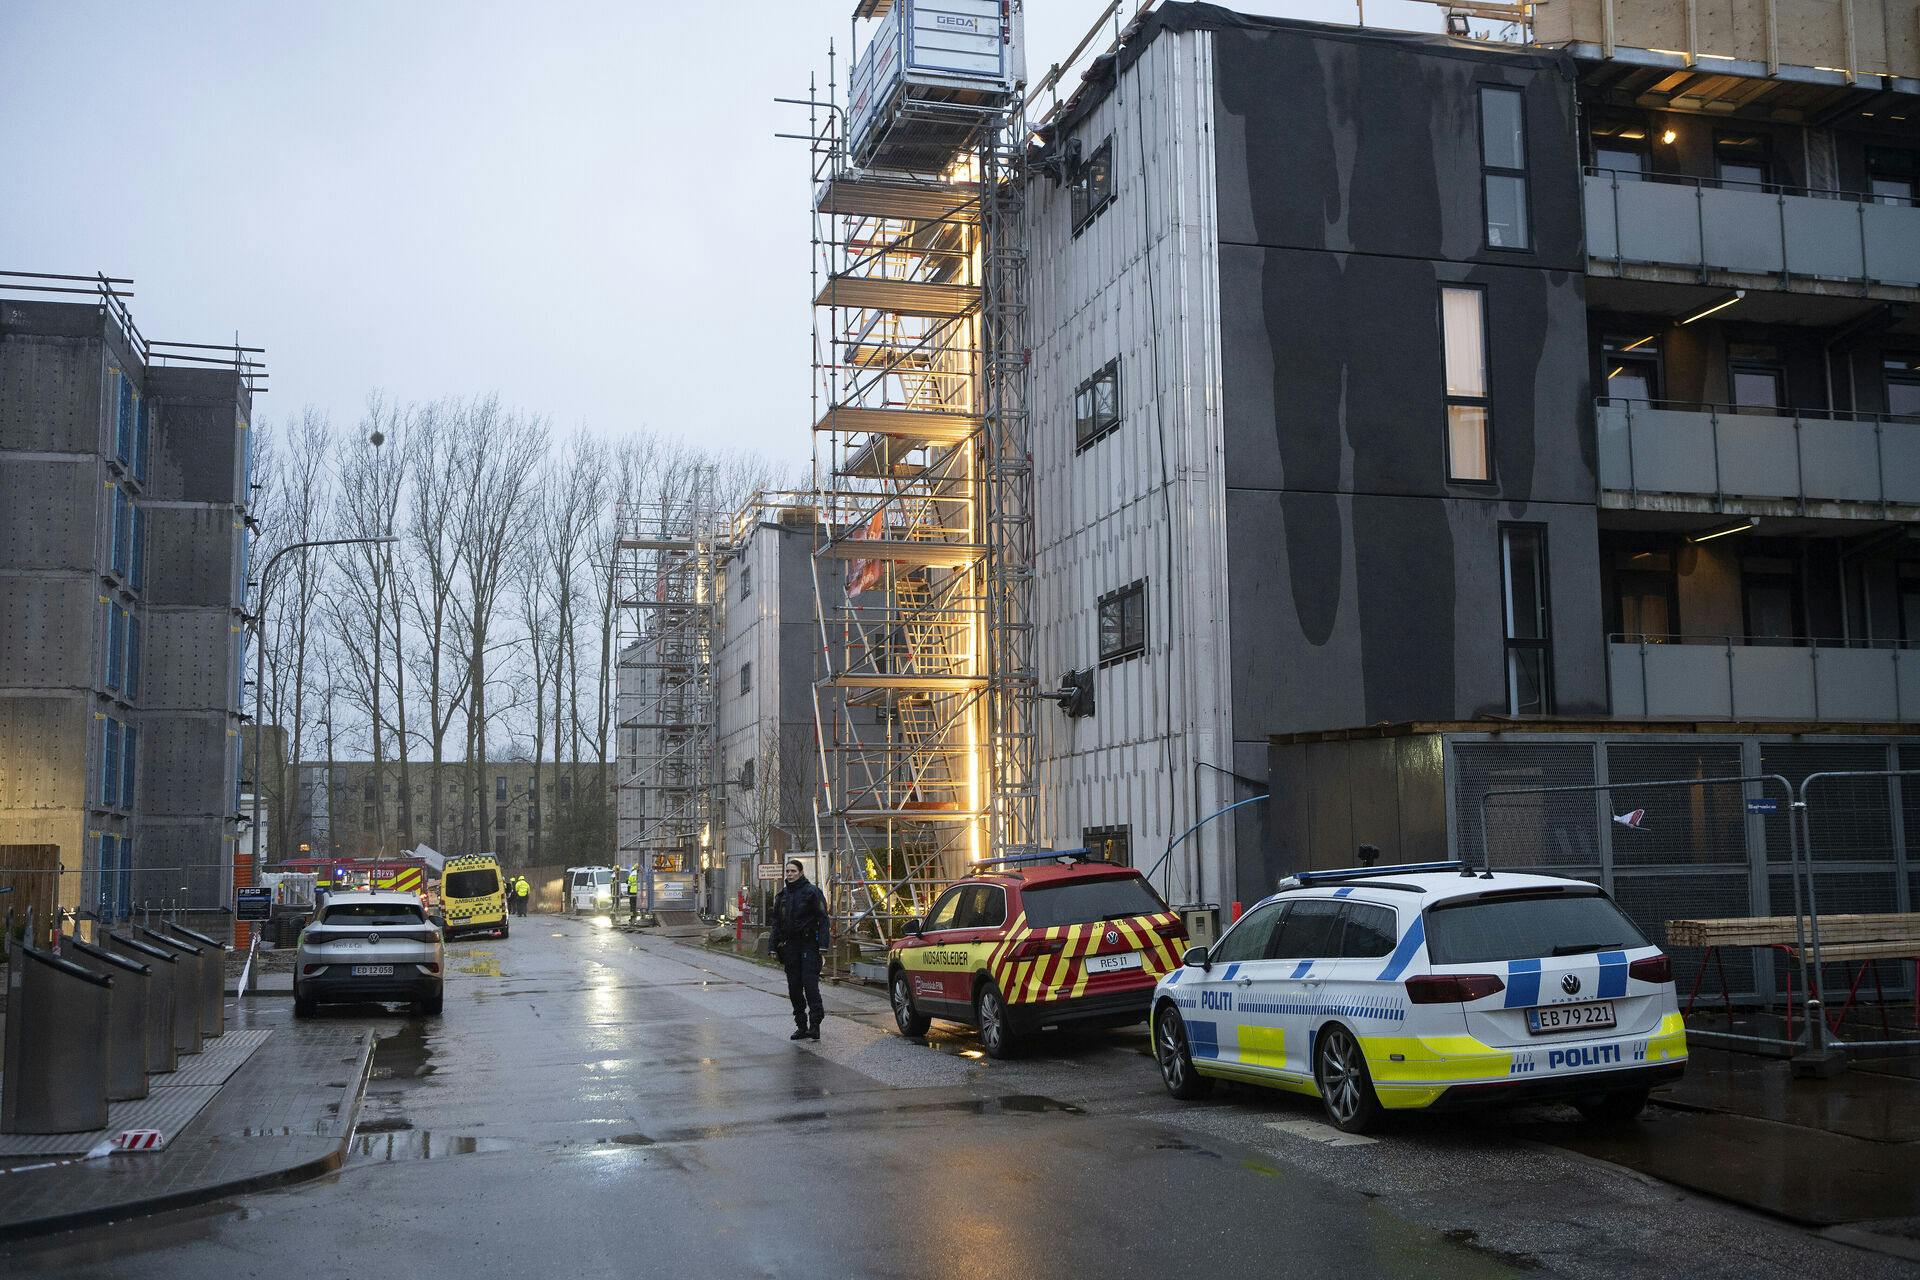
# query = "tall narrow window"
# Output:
<box><xmin>105</xmin><ymin>606</ymin><xmax>124</xmax><ymax>691</ymax></box>
<box><xmin>1479</xmin><ymin>86</ymin><xmax>1530</xmax><ymax>250</ymax></box>
<box><xmin>1882</xmin><ymin>354</ymin><xmax>1920</xmax><ymax>419</ymax></box>
<box><xmin>102</xmin><ymin>718</ymin><xmax>122</xmax><ymax>808</ymax></box>
<box><xmin>125</xmin><ymin>614</ymin><xmax>142</xmax><ymax>698</ymax></box>
<box><xmin>1074</xmin><ymin>359</ymin><xmax>1121</xmax><ymax>451</ymax></box>
<box><xmin>739</xmin><ymin>563</ymin><xmax>752</xmax><ymax>598</ymax></box>
<box><xmin>1097</xmin><ymin>580</ymin><xmax>1148</xmax><ymax>666</ymax></box>
<box><xmin>121</xmin><ymin>724</ymin><xmax>137</xmax><ymax>809</ymax></box>
<box><xmin>1500</xmin><ymin>526</ymin><xmax>1553</xmax><ymax>715</ymax></box>
<box><xmin>1441</xmin><ymin>287</ymin><xmax>1492</xmax><ymax>482</ymax></box>
<box><xmin>1070</xmin><ymin>136</ymin><xmax>1115</xmax><ymax>233</ymax></box>
<box><xmin>740</xmin><ymin>662</ymin><xmax>753</xmax><ymax>695</ymax></box>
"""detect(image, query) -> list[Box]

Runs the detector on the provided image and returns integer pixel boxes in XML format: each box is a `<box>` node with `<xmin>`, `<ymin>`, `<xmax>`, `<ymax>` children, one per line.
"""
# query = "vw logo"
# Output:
<box><xmin>1561</xmin><ymin>973</ymin><xmax>1581</xmax><ymax>995</ymax></box>
<box><xmin>1105</xmin><ymin>929</ymin><xmax>1120</xmax><ymax>946</ymax></box>
<box><xmin>368</xmin><ymin>933</ymin><xmax>380</xmax><ymax>945</ymax></box>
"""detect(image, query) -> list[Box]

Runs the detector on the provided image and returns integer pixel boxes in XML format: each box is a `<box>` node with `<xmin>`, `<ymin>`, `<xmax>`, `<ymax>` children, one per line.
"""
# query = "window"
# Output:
<box><xmin>494</xmin><ymin>804</ymin><xmax>507</xmax><ymax>831</ymax></box>
<box><xmin>115</xmin><ymin>373</ymin><xmax>135</xmax><ymax>464</ymax></box>
<box><xmin>105</xmin><ymin>605</ymin><xmax>124</xmax><ymax>691</ymax></box>
<box><xmin>1866</xmin><ymin>146</ymin><xmax>1918</xmax><ymax>206</ymax></box>
<box><xmin>363</xmin><ymin>778</ymin><xmax>377</xmax><ymax>801</ymax></box>
<box><xmin>1069</xmin><ymin>136</ymin><xmax>1114</xmax><ymax>233</ymax></box>
<box><xmin>1441</xmin><ymin>287</ymin><xmax>1492</xmax><ymax>482</ymax></box>
<box><xmin>361</xmin><ymin>805</ymin><xmax>375</xmax><ymax>828</ymax></box>
<box><xmin>111</xmin><ymin>488</ymin><xmax>131</xmax><ymax>578</ymax></box>
<box><xmin>1501</xmin><ymin>525</ymin><xmax>1553</xmax><ymax>715</ymax></box>
<box><xmin>1267</xmin><ymin>900</ymin><xmax>1345</xmax><ymax>960</ymax></box>
<box><xmin>494</xmin><ymin>775</ymin><xmax>507</xmax><ymax>801</ymax></box>
<box><xmin>1741</xmin><ymin>555</ymin><xmax>1803</xmax><ymax>645</ymax></box>
<box><xmin>1097</xmin><ymin>579</ymin><xmax>1147</xmax><ymax>666</ymax></box>
<box><xmin>1020</xmin><ymin>875</ymin><xmax>1168</xmax><ymax>928</ymax></box>
<box><xmin>952</xmin><ymin>885</ymin><xmax>1007</xmax><ymax>930</ymax></box>
<box><xmin>1884</xmin><ymin>355</ymin><xmax>1920</xmax><ymax>419</ymax></box>
<box><xmin>739</xmin><ymin>757</ymin><xmax>756</xmax><ymax>789</ymax></box>
<box><xmin>321</xmin><ymin>900</ymin><xmax>428</xmax><ymax>926</ymax></box>
<box><xmin>559</xmin><ymin>775</ymin><xmax>573</xmax><ymax>801</ymax></box>
<box><xmin>922</xmin><ymin>887</ymin><xmax>965</xmax><ymax>932</ymax></box>
<box><xmin>1601</xmin><ymin>335</ymin><xmax>1662</xmax><ymax>403</ymax></box>
<box><xmin>1589</xmin><ymin>118</ymin><xmax>1649</xmax><ymax>179</ymax></box>
<box><xmin>1478</xmin><ymin>87</ymin><xmax>1530</xmax><ymax>249</ymax></box>
<box><xmin>1338</xmin><ymin>903</ymin><xmax>1399</xmax><ymax>958</ymax></box>
<box><xmin>121</xmin><ymin>724</ymin><xmax>137</xmax><ymax>808</ymax></box>
<box><xmin>739</xmin><ymin>563</ymin><xmax>752</xmax><ymax>598</ymax></box>
<box><xmin>740</xmin><ymin>662</ymin><xmax>753</xmax><ymax>695</ymax></box>
<box><xmin>101</xmin><ymin>718</ymin><xmax>121</xmax><ymax>808</ymax></box>
<box><xmin>1424</xmin><ymin>890</ymin><xmax>1647</xmax><ymax>964</ymax></box>
<box><xmin>1607</xmin><ymin>544</ymin><xmax>1678</xmax><ymax>642</ymax></box>
<box><xmin>1074</xmin><ymin>359</ymin><xmax>1121</xmax><ymax>451</ymax></box>
<box><xmin>528</xmin><ymin>803</ymin><xmax>540</xmax><ymax>831</ymax></box>
<box><xmin>1211</xmin><ymin>900</ymin><xmax>1286</xmax><ymax>964</ymax></box>
<box><xmin>1714</xmin><ymin>132</ymin><xmax>1771</xmax><ymax>190</ymax></box>
<box><xmin>1898</xmin><ymin>562</ymin><xmax>1920</xmax><ymax>643</ymax></box>
<box><xmin>1729</xmin><ymin>343</ymin><xmax>1786</xmax><ymax>413</ymax></box>
<box><xmin>1083</xmin><ymin>824</ymin><xmax>1131</xmax><ymax>866</ymax></box>
<box><xmin>445</xmin><ymin>868</ymin><xmax>499</xmax><ymax>899</ymax></box>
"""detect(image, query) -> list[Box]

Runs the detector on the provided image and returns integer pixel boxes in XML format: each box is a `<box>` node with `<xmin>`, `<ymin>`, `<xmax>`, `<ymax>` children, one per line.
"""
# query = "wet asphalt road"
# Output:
<box><xmin>5</xmin><ymin>918</ymin><xmax>1909</xmax><ymax>1279</ymax></box>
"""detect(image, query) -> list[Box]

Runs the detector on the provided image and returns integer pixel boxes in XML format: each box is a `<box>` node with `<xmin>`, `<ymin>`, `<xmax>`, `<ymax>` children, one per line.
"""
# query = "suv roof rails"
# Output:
<box><xmin>1278</xmin><ymin>859</ymin><xmax>1466</xmax><ymax>890</ymax></box>
<box><xmin>970</xmin><ymin>848</ymin><xmax>1095</xmax><ymax>875</ymax></box>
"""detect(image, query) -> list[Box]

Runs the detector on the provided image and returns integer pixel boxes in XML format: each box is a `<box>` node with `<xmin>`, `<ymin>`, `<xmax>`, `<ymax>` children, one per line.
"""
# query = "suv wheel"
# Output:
<box><xmin>976</xmin><ymin>981</ymin><xmax>1019</xmax><ymax>1059</ymax></box>
<box><xmin>1155</xmin><ymin>1004</ymin><xmax>1213</xmax><ymax>1100</ymax></box>
<box><xmin>294</xmin><ymin>991</ymin><xmax>316</xmax><ymax>1019</ymax></box>
<box><xmin>1315</xmin><ymin>1024</ymin><xmax>1382</xmax><ymax>1134</ymax></box>
<box><xmin>891</xmin><ymin>971</ymin><xmax>932</xmax><ymax>1037</ymax></box>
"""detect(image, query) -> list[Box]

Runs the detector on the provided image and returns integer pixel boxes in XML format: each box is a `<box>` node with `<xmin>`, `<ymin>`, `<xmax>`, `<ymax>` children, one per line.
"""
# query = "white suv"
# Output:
<box><xmin>1151</xmin><ymin>861</ymin><xmax>1686</xmax><ymax>1133</ymax></box>
<box><xmin>296</xmin><ymin>891</ymin><xmax>445</xmax><ymax>1017</ymax></box>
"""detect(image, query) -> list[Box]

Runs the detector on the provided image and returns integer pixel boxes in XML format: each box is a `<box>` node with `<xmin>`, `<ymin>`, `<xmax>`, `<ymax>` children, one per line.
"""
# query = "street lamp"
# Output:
<box><xmin>249</xmin><ymin>535</ymin><xmax>400</xmax><ymax>890</ymax></box>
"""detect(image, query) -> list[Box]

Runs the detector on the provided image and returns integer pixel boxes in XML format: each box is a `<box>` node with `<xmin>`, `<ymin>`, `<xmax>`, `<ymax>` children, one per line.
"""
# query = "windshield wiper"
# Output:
<box><xmin>1550</xmin><ymin>941</ymin><xmax>1625</xmax><ymax>956</ymax></box>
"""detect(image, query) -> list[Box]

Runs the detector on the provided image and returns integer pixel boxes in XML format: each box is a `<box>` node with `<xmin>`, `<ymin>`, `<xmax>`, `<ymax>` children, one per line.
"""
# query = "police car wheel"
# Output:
<box><xmin>1315</xmin><ymin>1025</ymin><xmax>1382</xmax><ymax>1134</ymax></box>
<box><xmin>976</xmin><ymin>982</ymin><xmax>1019</xmax><ymax>1059</ymax></box>
<box><xmin>1155</xmin><ymin>1004</ymin><xmax>1212</xmax><ymax>1100</ymax></box>
<box><xmin>891</xmin><ymin>971</ymin><xmax>932</xmax><ymax>1037</ymax></box>
<box><xmin>1572</xmin><ymin>1088</ymin><xmax>1648</xmax><ymax>1125</ymax></box>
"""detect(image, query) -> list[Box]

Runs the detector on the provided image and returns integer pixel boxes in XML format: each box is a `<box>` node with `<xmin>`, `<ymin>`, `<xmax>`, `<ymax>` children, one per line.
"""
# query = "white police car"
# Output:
<box><xmin>1151</xmin><ymin>861</ymin><xmax>1686</xmax><ymax>1133</ymax></box>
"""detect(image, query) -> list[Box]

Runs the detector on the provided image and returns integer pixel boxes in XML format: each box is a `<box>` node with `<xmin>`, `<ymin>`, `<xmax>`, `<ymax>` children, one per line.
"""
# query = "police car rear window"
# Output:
<box><xmin>1423</xmin><ymin>891</ymin><xmax>1648</xmax><ymax>965</ymax></box>
<box><xmin>1020</xmin><ymin>876</ymin><xmax>1164</xmax><ymax>929</ymax></box>
<box><xmin>445</xmin><ymin>869</ymin><xmax>498</xmax><ymax>899</ymax></box>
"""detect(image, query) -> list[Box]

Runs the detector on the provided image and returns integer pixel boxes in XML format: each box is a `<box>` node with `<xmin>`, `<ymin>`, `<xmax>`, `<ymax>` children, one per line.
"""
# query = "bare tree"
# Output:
<box><xmin>400</xmin><ymin>399</ymin><xmax>471</xmax><ymax>852</ymax></box>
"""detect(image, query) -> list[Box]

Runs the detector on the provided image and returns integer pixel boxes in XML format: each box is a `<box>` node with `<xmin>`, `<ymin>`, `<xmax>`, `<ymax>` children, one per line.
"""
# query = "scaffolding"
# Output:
<box><xmin>803</xmin><ymin>2</ymin><xmax>1034</xmax><ymax>954</ymax></box>
<box><xmin>615</xmin><ymin>492</ymin><xmax>723</xmax><ymax>911</ymax></box>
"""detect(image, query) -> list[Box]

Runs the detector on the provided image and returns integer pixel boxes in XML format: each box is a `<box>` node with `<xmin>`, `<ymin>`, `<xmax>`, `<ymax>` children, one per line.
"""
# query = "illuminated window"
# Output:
<box><xmin>1441</xmin><ymin>286</ymin><xmax>1492</xmax><ymax>483</ymax></box>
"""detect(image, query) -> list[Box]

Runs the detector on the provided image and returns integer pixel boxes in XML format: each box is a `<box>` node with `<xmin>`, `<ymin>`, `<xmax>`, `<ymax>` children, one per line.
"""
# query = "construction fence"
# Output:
<box><xmin>1456</xmin><ymin>736</ymin><xmax>1920</xmax><ymax>1059</ymax></box>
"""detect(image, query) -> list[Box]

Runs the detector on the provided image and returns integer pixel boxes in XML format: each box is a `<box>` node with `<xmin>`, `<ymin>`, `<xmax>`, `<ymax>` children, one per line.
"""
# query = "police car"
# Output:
<box><xmin>1151</xmin><ymin>861</ymin><xmax>1686</xmax><ymax>1133</ymax></box>
<box><xmin>888</xmin><ymin>852</ymin><xmax>1187</xmax><ymax>1058</ymax></box>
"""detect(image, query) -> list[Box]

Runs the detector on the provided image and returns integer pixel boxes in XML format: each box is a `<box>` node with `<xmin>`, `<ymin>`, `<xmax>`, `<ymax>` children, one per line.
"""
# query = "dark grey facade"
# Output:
<box><xmin>0</xmin><ymin>290</ymin><xmax>254</xmax><ymax>932</ymax></box>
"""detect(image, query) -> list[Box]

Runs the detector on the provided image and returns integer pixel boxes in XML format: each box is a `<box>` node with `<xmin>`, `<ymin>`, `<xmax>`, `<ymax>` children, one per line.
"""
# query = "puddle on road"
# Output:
<box><xmin>347</xmin><ymin>1130</ymin><xmax>514</xmax><ymax>1162</ymax></box>
<box><xmin>368</xmin><ymin>1020</ymin><xmax>437</xmax><ymax>1080</ymax></box>
<box><xmin>625</xmin><ymin>1093</ymin><xmax>1085</xmax><ymax>1145</ymax></box>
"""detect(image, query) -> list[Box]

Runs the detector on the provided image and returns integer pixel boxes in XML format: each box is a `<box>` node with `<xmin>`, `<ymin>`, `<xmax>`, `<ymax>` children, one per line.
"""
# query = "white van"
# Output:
<box><xmin>565</xmin><ymin>865</ymin><xmax>614</xmax><ymax>914</ymax></box>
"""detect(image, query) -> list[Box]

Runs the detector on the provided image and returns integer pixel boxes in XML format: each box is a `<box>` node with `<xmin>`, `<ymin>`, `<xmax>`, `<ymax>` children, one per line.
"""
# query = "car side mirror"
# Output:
<box><xmin>1183</xmin><ymin>945</ymin><xmax>1211</xmax><ymax>969</ymax></box>
<box><xmin>902</xmin><ymin>917</ymin><xmax>923</xmax><ymax>937</ymax></box>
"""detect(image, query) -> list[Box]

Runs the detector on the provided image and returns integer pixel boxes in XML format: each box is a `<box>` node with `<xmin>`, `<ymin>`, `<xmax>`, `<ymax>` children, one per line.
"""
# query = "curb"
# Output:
<box><xmin>0</xmin><ymin>1030</ymin><xmax>377</xmax><ymax>1243</ymax></box>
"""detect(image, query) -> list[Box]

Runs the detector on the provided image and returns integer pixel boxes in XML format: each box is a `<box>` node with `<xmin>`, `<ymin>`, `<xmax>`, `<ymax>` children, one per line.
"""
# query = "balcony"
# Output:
<box><xmin>1584</xmin><ymin>171</ymin><xmax>1920</xmax><ymax>295</ymax></box>
<box><xmin>1595</xmin><ymin>399</ymin><xmax>1920</xmax><ymax>517</ymax></box>
<box><xmin>1609</xmin><ymin>636</ymin><xmax>1920</xmax><ymax>722</ymax></box>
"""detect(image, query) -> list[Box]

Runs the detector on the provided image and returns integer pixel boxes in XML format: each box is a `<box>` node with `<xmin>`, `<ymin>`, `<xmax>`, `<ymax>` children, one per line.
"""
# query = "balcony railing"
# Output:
<box><xmin>1609</xmin><ymin>634</ymin><xmax>1920</xmax><ymax>722</ymax></box>
<box><xmin>1596</xmin><ymin>398</ymin><xmax>1920</xmax><ymax>510</ymax></box>
<box><xmin>1584</xmin><ymin>169</ymin><xmax>1920</xmax><ymax>289</ymax></box>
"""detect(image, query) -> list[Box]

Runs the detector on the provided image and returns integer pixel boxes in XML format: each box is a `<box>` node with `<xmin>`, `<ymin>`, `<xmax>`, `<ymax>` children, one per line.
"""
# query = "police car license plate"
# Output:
<box><xmin>1085</xmin><ymin>952</ymin><xmax>1141</xmax><ymax>974</ymax></box>
<box><xmin>352</xmin><ymin>965</ymin><xmax>394</xmax><ymax>977</ymax></box>
<box><xmin>1527</xmin><ymin>1002</ymin><xmax>1615</xmax><ymax>1034</ymax></box>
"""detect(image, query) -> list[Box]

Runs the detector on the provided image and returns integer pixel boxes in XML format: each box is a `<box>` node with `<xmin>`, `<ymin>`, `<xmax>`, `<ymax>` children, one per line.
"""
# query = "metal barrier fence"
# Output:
<box><xmin>0</xmin><ymin>905</ymin><xmax>240</xmax><ymax>1135</ymax></box>
<box><xmin>0</xmin><ymin>863</ymin><xmax>244</xmax><ymax>949</ymax></box>
<box><xmin>1478</xmin><ymin>768</ymin><xmax>1920</xmax><ymax>1070</ymax></box>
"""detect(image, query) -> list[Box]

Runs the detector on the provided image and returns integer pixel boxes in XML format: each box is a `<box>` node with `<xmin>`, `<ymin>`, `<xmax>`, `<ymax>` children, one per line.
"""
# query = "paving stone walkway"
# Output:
<box><xmin>0</xmin><ymin>1001</ymin><xmax>373</xmax><ymax>1240</ymax></box>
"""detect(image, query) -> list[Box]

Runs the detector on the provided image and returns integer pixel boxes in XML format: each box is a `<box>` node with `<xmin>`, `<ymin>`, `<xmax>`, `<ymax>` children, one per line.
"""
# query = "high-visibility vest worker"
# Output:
<box><xmin>514</xmin><ymin>876</ymin><xmax>529</xmax><ymax>898</ymax></box>
<box><xmin>627</xmin><ymin>868</ymin><xmax>638</xmax><ymax>895</ymax></box>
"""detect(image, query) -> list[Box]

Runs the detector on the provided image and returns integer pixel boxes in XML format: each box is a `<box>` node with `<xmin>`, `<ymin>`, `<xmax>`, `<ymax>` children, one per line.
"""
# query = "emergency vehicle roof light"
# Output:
<box><xmin>971</xmin><ymin>848</ymin><xmax>1093</xmax><ymax>872</ymax></box>
<box><xmin>1283</xmin><ymin>860</ymin><xmax>1466</xmax><ymax>888</ymax></box>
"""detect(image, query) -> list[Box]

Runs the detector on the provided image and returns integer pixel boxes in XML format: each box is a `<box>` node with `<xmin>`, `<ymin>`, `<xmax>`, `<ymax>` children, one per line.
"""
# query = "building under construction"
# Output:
<box><xmin>804</xmin><ymin>0</ymin><xmax>1036</xmax><ymax>953</ymax></box>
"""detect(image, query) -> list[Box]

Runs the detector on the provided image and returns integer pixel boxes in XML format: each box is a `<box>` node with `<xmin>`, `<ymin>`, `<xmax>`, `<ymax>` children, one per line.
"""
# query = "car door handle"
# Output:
<box><xmin>1237</xmin><ymin>977</ymin><xmax>1253</xmax><ymax>986</ymax></box>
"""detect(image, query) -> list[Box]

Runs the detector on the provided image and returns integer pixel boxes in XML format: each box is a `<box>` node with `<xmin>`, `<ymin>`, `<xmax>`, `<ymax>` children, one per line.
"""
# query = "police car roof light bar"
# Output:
<box><xmin>1290</xmin><ymin>860</ymin><xmax>1466</xmax><ymax>886</ymax></box>
<box><xmin>971</xmin><ymin>849</ymin><xmax>1093</xmax><ymax>872</ymax></box>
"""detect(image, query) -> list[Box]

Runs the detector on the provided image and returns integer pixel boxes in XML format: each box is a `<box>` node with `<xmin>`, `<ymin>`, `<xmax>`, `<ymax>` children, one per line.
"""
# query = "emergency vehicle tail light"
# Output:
<box><xmin>1628</xmin><ymin>954</ymin><xmax>1672</xmax><ymax>984</ymax></box>
<box><xmin>1405</xmin><ymin>974</ymin><xmax>1505</xmax><ymax>1004</ymax></box>
<box><xmin>1010</xmin><ymin>936</ymin><xmax>1066</xmax><ymax>961</ymax></box>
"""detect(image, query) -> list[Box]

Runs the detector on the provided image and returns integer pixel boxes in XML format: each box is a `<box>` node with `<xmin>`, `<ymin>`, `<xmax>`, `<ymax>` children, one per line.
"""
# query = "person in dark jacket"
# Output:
<box><xmin>768</xmin><ymin>859</ymin><xmax>829</xmax><ymax>1040</ymax></box>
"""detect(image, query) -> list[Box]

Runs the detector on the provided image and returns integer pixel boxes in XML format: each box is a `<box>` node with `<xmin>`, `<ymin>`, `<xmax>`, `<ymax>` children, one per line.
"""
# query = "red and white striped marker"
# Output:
<box><xmin>113</xmin><ymin>1129</ymin><xmax>164</xmax><ymax>1151</ymax></box>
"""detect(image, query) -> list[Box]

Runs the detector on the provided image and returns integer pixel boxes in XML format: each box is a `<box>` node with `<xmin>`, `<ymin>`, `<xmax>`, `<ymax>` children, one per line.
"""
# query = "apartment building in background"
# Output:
<box><xmin>1022</xmin><ymin>4</ymin><xmax>1919</xmax><ymax>951</ymax></box>
<box><xmin>0</xmin><ymin>277</ymin><xmax>256</xmax><ymax>931</ymax></box>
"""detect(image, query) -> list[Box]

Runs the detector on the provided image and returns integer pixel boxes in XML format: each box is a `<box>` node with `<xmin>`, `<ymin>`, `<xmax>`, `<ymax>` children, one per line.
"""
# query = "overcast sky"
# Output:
<box><xmin>1</xmin><ymin>0</ymin><xmax>1439</xmax><ymax>468</ymax></box>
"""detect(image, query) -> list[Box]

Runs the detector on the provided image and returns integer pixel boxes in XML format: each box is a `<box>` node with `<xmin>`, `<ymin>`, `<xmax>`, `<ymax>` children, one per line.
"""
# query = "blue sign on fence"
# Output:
<box><xmin>1746</xmin><ymin>798</ymin><xmax>1780</xmax><ymax>815</ymax></box>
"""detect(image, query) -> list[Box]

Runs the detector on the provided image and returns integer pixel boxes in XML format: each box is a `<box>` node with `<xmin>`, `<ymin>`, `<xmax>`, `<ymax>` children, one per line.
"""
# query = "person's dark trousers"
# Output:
<box><xmin>784</xmin><ymin>949</ymin><xmax>824</xmax><ymax>1032</ymax></box>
